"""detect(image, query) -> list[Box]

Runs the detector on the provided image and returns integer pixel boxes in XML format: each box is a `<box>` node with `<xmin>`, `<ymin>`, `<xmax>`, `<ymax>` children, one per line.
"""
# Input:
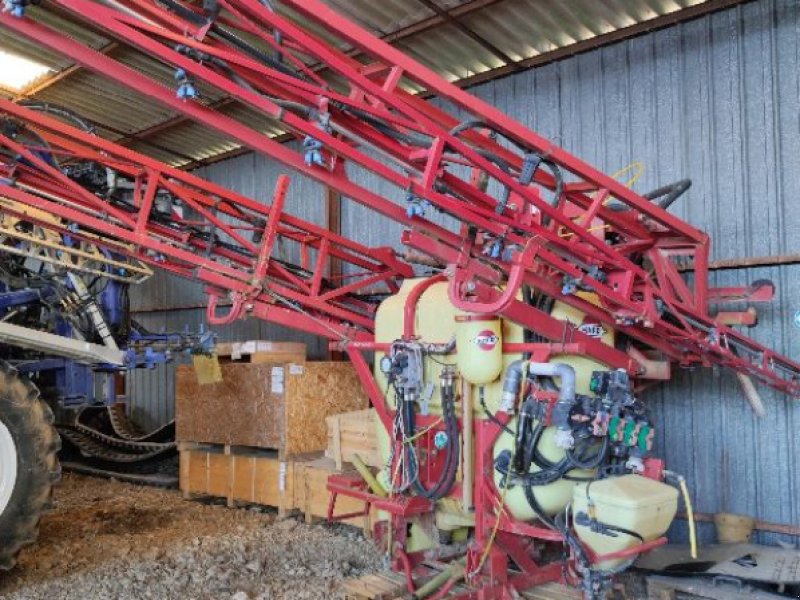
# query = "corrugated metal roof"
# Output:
<box><xmin>1</xmin><ymin>0</ymin><xmax>742</xmax><ymax>164</ymax></box>
<box><xmin>0</xmin><ymin>5</ymin><xmax>108</xmax><ymax>74</ymax></box>
<box><xmin>34</xmin><ymin>70</ymin><xmax>176</xmax><ymax>135</ymax></box>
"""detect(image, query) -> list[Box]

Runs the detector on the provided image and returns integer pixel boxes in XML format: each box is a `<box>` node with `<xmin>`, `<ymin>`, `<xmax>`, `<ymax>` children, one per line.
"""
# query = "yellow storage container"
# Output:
<box><xmin>573</xmin><ymin>475</ymin><xmax>678</xmax><ymax>571</ymax></box>
<box><xmin>454</xmin><ymin>313</ymin><xmax>503</xmax><ymax>385</ymax></box>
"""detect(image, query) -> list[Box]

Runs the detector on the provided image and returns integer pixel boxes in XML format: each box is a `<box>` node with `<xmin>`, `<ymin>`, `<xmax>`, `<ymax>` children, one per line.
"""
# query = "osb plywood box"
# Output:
<box><xmin>176</xmin><ymin>360</ymin><xmax>368</xmax><ymax>456</ymax></box>
<box><xmin>216</xmin><ymin>341</ymin><xmax>306</xmax><ymax>364</ymax></box>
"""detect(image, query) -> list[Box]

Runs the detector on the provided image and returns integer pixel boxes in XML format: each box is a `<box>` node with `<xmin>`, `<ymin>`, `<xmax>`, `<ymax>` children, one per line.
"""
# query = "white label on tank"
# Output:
<box><xmin>578</xmin><ymin>323</ymin><xmax>606</xmax><ymax>339</ymax></box>
<box><xmin>289</xmin><ymin>364</ymin><xmax>304</xmax><ymax>376</ymax></box>
<box><xmin>472</xmin><ymin>330</ymin><xmax>499</xmax><ymax>351</ymax></box>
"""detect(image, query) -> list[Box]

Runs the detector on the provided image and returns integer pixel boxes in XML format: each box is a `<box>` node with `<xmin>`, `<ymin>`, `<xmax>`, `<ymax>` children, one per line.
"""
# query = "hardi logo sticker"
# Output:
<box><xmin>578</xmin><ymin>323</ymin><xmax>606</xmax><ymax>339</ymax></box>
<box><xmin>473</xmin><ymin>330</ymin><xmax>499</xmax><ymax>351</ymax></box>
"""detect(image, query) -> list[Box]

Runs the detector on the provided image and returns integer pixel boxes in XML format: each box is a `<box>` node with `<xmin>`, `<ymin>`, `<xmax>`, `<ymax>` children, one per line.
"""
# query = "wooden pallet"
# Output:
<box><xmin>179</xmin><ymin>442</ymin><xmax>296</xmax><ymax>515</ymax></box>
<box><xmin>180</xmin><ymin>443</ymin><xmax>370</xmax><ymax>529</ymax></box>
<box><xmin>342</xmin><ymin>569</ymin><xmax>581</xmax><ymax>599</ymax></box>
<box><xmin>646</xmin><ymin>574</ymin><xmax>787</xmax><ymax>600</ymax></box>
<box><xmin>343</xmin><ymin>571</ymin><xmax>408</xmax><ymax>599</ymax></box>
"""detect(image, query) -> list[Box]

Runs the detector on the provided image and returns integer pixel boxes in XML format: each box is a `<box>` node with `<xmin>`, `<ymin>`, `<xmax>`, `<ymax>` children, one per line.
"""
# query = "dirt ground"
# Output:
<box><xmin>0</xmin><ymin>473</ymin><xmax>383</xmax><ymax>600</ymax></box>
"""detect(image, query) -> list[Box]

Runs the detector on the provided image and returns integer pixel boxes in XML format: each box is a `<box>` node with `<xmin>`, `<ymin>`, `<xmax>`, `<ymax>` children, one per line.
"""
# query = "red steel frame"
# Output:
<box><xmin>1</xmin><ymin>0</ymin><xmax>797</xmax><ymax>394</ymax></box>
<box><xmin>0</xmin><ymin>100</ymin><xmax>411</xmax><ymax>342</ymax></box>
<box><xmin>2</xmin><ymin>1</ymin><xmax>800</xmax><ymax>596</ymax></box>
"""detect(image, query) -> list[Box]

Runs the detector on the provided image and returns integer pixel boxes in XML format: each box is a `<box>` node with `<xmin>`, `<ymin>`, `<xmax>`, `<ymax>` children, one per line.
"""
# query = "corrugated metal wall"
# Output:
<box><xmin>130</xmin><ymin>0</ymin><xmax>799</xmax><ymax>541</ymax></box>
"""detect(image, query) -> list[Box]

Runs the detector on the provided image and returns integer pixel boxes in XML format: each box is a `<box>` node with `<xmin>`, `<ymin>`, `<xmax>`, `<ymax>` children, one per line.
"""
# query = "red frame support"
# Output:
<box><xmin>0</xmin><ymin>101</ymin><xmax>413</xmax><ymax>342</ymax></box>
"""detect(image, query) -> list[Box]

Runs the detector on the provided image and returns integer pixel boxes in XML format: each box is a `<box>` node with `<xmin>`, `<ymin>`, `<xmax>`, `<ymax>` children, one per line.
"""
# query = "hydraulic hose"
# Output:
<box><xmin>644</xmin><ymin>178</ymin><xmax>692</xmax><ymax>210</ymax></box>
<box><xmin>19</xmin><ymin>101</ymin><xmax>95</xmax><ymax>133</ymax></box>
<box><xmin>566</xmin><ymin>434</ymin><xmax>609</xmax><ymax>470</ymax></box>
<box><xmin>665</xmin><ymin>470</ymin><xmax>697</xmax><ymax>559</ymax></box>
<box><xmin>449</xmin><ymin>120</ymin><xmax>564</xmax><ymax>217</ymax></box>
<box><xmin>408</xmin><ymin>375</ymin><xmax>459</xmax><ymax>501</ymax></box>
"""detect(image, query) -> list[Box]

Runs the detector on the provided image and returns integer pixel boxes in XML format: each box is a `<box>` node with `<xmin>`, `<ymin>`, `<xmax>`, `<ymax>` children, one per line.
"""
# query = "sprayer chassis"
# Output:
<box><xmin>1</xmin><ymin>0</ymin><xmax>799</xmax><ymax>595</ymax></box>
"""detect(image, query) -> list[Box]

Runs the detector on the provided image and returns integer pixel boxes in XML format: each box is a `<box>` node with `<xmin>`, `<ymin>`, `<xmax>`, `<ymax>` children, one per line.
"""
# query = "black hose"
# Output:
<box><xmin>608</xmin><ymin>178</ymin><xmax>692</xmax><ymax>213</ymax></box>
<box><xmin>19</xmin><ymin>101</ymin><xmax>95</xmax><ymax>133</ymax></box>
<box><xmin>513</xmin><ymin>396</ymin><xmax>536</xmax><ymax>474</ymax></box>
<box><xmin>408</xmin><ymin>377</ymin><xmax>459</xmax><ymax>501</ymax></box>
<box><xmin>567</xmin><ymin>434</ymin><xmax>608</xmax><ymax>470</ymax></box>
<box><xmin>643</xmin><ymin>178</ymin><xmax>692</xmax><ymax>210</ymax></box>
<box><xmin>480</xmin><ymin>386</ymin><xmax>513</xmax><ymax>435</ymax></box>
<box><xmin>448</xmin><ymin>120</ymin><xmax>564</xmax><ymax>218</ymax></box>
<box><xmin>158</xmin><ymin>0</ymin><xmax>301</xmax><ymax>80</ymax></box>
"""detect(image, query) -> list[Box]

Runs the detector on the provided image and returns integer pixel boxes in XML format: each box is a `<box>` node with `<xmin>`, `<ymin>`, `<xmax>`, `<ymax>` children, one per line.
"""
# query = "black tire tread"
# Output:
<box><xmin>0</xmin><ymin>361</ymin><xmax>60</xmax><ymax>570</ymax></box>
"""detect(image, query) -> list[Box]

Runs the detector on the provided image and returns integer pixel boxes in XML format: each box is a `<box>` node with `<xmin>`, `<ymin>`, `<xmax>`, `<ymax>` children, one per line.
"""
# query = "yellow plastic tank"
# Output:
<box><xmin>455</xmin><ymin>314</ymin><xmax>503</xmax><ymax>384</ymax></box>
<box><xmin>572</xmin><ymin>475</ymin><xmax>678</xmax><ymax>571</ymax></box>
<box><xmin>493</xmin><ymin>420</ymin><xmax>594</xmax><ymax>519</ymax></box>
<box><xmin>550</xmin><ymin>295</ymin><xmax>615</xmax><ymax>392</ymax></box>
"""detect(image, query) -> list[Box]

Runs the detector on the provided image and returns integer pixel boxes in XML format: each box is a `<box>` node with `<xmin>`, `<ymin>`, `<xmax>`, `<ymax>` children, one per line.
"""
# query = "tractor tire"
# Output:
<box><xmin>0</xmin><ymin>361</ymin><xmax>61</xmax><ymax>570</ymax></box>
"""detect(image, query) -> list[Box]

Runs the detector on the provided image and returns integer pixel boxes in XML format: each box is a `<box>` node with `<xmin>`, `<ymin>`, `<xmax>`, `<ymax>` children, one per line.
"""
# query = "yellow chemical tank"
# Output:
<box><xmin>372</xmin><ymin>277</ymin><xmax>625</xmax><ymax>551</ymax></box>
<box><xmin>572</xmin><ymin>475</ymin><xmax>678</xmax><ymax>571</ymax></box>
<box><xmin>455</xmin><ymin>313</ymin><xmax>503</xmax><ymax>384</ymax></box>
<box><xmin>493</xmin><ymin>296</ymin><xmax>614</xmax><ymax>522</ymax></box>
<box><xmin>493</xmin><ymin>421</ymin><xmax>595</xmax><ymax>520</ymax></box>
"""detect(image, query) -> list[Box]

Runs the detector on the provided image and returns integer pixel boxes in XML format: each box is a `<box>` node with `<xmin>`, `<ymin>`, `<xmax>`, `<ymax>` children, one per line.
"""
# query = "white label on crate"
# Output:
<box><xmin>289</xmin><ymin>363</ymin><xmax>304</xmax><ymax>376</ymax></box>
<box><xmin>279</xmin><ymin>462</ymin><xmax>286</xmax><ymax>492</ymax></box>
<box><xmin>271</xmin><ymin>366</ymin><xmax>285</xmax><ymax>394</ymax></box>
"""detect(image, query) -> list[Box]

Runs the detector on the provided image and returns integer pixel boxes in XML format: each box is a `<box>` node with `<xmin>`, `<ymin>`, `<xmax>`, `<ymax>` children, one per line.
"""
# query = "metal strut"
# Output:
<box><xmin>0</xmin><ymin>0</ymin><xmax>798</xmax><ymax>395</ymax></box>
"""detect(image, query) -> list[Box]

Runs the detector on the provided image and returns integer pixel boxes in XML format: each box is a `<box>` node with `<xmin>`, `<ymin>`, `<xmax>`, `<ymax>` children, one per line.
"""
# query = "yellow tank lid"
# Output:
<box><xmin>578</xmin><ymin>475</ymin><xmax>678</xmax><ymax>509</ymax></box>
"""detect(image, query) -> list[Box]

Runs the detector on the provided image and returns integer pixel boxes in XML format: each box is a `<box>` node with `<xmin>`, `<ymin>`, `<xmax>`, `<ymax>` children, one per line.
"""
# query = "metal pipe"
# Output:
<box><xmin>410</xmin><ymin>558</ymin><xmax>466</xmax><ymax>599</ymax></box>
<box><xmin>500</xmin><ymin>360</ymin><xmax>576</xmax><ymax>444</ymax></box>
<box><xmin>627</xmin><ymin>346</ymin><xmax>670</xmax><ymax>380</ymax></box>
<box><xmin>736</xmin><ymin>372</ymin><xmax>766</xmax><ymax>418</ymax></box>
<box><xmin>461</xmin><ymin>377</ymin><xmax>473</xmax><ymax>512</ymax></box>
<box><xmin>499</xmin><ymin>359</ymin><xmax>524</xmax><ymax>412</ymax></box>
<box><xmin>403</xmin><ymin>274</ymin><xmax>447</xmax><ymax>339</ymax></box>
<box><xmin>527</xmin><ymin>362</ymin><xmax>576</xmax><ymax>449</ymax></box>
<box><xmin>526</xmin><ymin>362</ymin><xmax>576</xmax><ymax>408</ymax></box>
<box><xmin>352</xmin><ymin>453</ymin><xmax>387</xmax><ymax>497</ymax></box>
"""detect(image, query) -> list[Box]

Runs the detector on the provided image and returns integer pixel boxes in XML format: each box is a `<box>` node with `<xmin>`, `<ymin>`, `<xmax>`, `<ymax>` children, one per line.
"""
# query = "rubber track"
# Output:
<box><xmin>58</xmin><ymin>427</ymin><xmax>174</xmax><ymax>463</ymax></box>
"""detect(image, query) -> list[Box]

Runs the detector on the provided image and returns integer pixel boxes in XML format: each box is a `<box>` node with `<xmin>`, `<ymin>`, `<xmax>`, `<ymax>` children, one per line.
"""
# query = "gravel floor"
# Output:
<box><xmin>0</xmin><ymin>474</ymin><xmax>383</xmax><ymax>600</ymax></box>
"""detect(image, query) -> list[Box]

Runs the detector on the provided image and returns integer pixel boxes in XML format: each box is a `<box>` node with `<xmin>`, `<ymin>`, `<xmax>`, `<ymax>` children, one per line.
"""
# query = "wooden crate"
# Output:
<box><xmin>176</xmin><ymin>360</ymin><xmax>368</xmax><ymax>456</ymax></box>
<box><xmin>326</xmin><ymin>408</ymin><xmax>381</xmax><ymax>470</ymax></box>
<box><xmin>179</xmin><ymin>445</ymin><xmax>370</xmax><ymax>528</ymax></box>
<box><xmin>295</xmin><ymin>456</ymin><xmax>371</xmax><ymax>529</ymax></box>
